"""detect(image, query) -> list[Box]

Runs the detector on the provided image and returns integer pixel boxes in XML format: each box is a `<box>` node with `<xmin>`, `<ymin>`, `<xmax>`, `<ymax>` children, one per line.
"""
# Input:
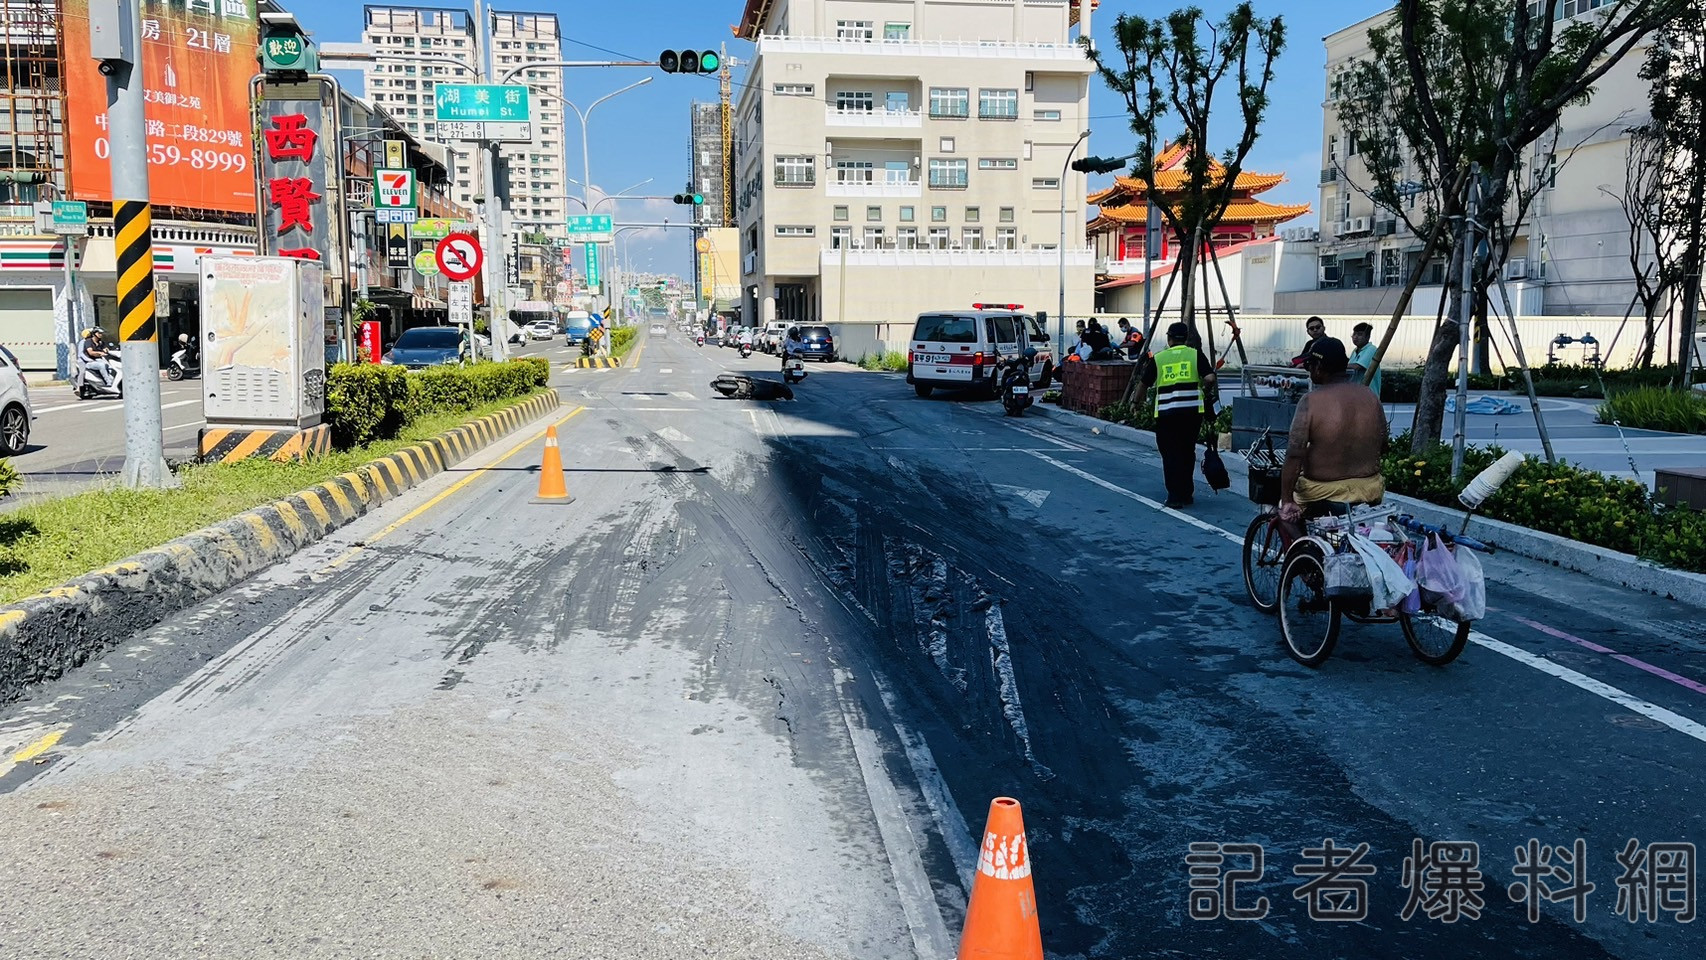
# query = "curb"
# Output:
<box><xmin>0</xmin><ymin>390</ymin><xmax>561</xmax><ymax>704</ymax></box>
<box><xmin>1029</xmin><ymin>402</ymin><xmax>1706</xmax><ymax>608</ymax></box>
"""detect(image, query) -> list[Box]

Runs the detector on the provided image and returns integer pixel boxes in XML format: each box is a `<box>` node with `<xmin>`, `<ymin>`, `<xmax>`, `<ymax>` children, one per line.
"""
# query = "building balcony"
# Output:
<box><xmin>820</xmin><ymin>247</ymin><xmax>1094</xmax><ymax>268</ymax></box>
<box><xmin>825</xmin><ymin>177</ymin><xmax>923</xmax><ymax>198</ymax></box>
<box><xmin>824</xmin><ymin>106</ymin><xmax>924</xmax><ymax>129</ymax></box>
<box><xmin>756</xmin><ymin>34</ymin><xmax>1093</xmax><ymax>63</ymax></box>
<box><xmin>1099</xmin><ymin>256</ymin><xmax>1176</xmax><ymax>276</ymax></box>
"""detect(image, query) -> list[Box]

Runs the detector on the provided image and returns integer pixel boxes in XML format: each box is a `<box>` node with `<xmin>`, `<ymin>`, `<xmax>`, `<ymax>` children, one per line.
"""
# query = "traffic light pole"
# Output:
<box><xmin>472</xmin><ymin>0</ymin><xmax>508</xmax><ymax>362</ymax></box>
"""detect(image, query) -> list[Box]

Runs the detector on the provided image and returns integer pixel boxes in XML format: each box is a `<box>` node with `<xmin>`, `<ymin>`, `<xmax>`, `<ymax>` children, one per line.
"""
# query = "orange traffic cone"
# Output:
<box><xmin>535</xmin><ymin>424</ymin><xmax>572</xmax><ymax>503</ymax></box>
<box><xmin>957</xmin><ymin>797</ymin><xmax>1043</xmax><ymax>960</ymax></box>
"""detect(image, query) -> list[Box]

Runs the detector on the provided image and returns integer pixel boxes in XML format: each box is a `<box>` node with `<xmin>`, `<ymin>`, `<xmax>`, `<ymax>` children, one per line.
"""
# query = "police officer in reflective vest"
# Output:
<box><xmin>1133</xmin><ymin>322</ymin><xmax>1218</xmax><ymax>508</ymax></box>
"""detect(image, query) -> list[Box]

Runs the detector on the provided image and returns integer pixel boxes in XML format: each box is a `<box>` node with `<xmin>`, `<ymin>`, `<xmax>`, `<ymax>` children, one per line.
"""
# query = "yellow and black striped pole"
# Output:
<box><xmin>104</xmin><ymin>0</ymin><xmax>173</xmax><ymax>488</ymax></box>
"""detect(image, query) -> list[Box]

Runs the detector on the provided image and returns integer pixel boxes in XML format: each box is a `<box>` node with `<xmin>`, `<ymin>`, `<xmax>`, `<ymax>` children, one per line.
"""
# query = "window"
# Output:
<box><xmin>1381</xmin><ymin>248</ymin><xmax>1402</xmax><ymax>285</ymax></box>
<box><xmin>836</xmin><ymin>91</ymin><xmax>874</xmax><ymax>112</ymax></box>
<box><xmin>884</xmin><ymin>160</ymin><xmax>910</xmax><ymax>183</ymax></box>
<box><xmin>863</xmin><ymin>226</ymin><xmax>885</xmax><ymax>248</ymax></box>
<box><xmin>1023</xmin><ymin>141</ymin><xmax>1034</xmax><ymax>161</ymax></box>
<box><xmin>996</xmin><ymin>227</ymin><xmax>1017</xmax><ymax>250</ymax></box>
<box><xmin>867</xmin><ymin>205</ymin><xmax>882</xmax><ymax>222</ymax></box>
<box><xmin>899</xmin><ymin>206</ymin><xmax>915</xmax><ymax>222</ymax></box>
<box><xmin>939</xmin><ymin>136</ymin><xmax>955</xmax><ymax>153</ymax></box>
<box><xmin>931</xmin><ymin>206</ymin><xmax>947</xmax><ymax>222</ymax></box>
<box><xmin>1542</xmin><ymin>152</ymin><xmax>1557</xmax><ymax>189</ymax></box>
<box><xmin>962</xmin><ymin>227</ymin><xmax>983</xmax><ymax>249</ymax></box>
<box><xmin>927</xmin><ymin>227</ymin><xmax>951</xmax><ymax>249</ymax></box>
<box><xmin>1347</xmin><ymin>134</ymin><xmax>1359</xmax><ymax>157</ymax></box>
<box><xmin>774</xmin><ymin>83</ymin><xmax>815</xmax><ymax>96</ymax></box>
<box><xmin>884</xmin><ymin>22</ymin><xmax>910</xmax><ymax>40</ymax></box>
<box><xmin>978</xmin><ymin>89</ymin><xmax>1019</xmax><ymax>120</ymax></box>
<box><xmin>836</xmin><ymin>19</ymin><xmax>874</xmax><ymax>40</ymax></box>
<box><xmin>774</xmin><ymin>155</ymin><xmax>815</xmax><ymax>186</ymax></box>
<box><xmin>835</xmin><ymin>160</ymin><xmax>874</xmax><ymax>183</ymax></box>
<box><xmin>978</xmin><ymin>158</ymin><xmax>1018</xmax><ymax>171</ymax></box>
<box><xmin>1032</xmin><ymin>177</ymin><xmax>1060</xmax><ymax>189</ymax></box>
<box><xmin>831</xmin><ymin>225</ymin><xmax>852</xmax><ymax>249</ymax></box>
<box><xmin>833</xmin><ymin>205</ymin><xmax>849</xmax><ymax>222</ymax></box>
<box><xmin>1024</xmin><ymin>71</ymin><xmax>1034</xmax><ymax>92</ymax></box>
<box><xmin>964</xmin><ymin>206</ymin><xmax>980</xmax><ymax>223</ymax></box>
<box><xmin>897</xmin><ymin>226</ymin><xmax>918</xmax><ymax>249</ymax></box>
<box><xmin>929</xmin><ymin>158</ymin><xmax>968</xmax><ymax>189</ymax></box>
<box><xmin>1033</xmin><ymin>109</ymin><xmax>1061</xmax><ymax>121</ymax></box>
<box><xmin>1328</xmin><ymin>134</ymin><xmax>1339</xmax><ymax>164</ymax></box>
<box><xmin>929</xmin><ymin>87</ymin><xmax>969</xmax><ymax>118</ymax></box>
<box><xmin>999</xmin><ymin>207</ymin><xmax>1015</xmax><ymax>223</ymax></box>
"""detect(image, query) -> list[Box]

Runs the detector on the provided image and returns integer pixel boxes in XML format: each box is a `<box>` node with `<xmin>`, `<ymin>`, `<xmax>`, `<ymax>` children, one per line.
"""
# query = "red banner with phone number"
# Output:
<box><xmin>61</xmin><ymin>0</ymin><xmax>258</xmax><ymax>212</ymax></box>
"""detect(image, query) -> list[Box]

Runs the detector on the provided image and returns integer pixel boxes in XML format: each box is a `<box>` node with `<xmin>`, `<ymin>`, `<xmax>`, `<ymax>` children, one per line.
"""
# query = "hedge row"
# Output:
<box><xmin>325</xmin><ymin>357</ymin><xmax>549</xmax><ymax>449</ymax></box>
<box><xmin>610</xmin><ymin>326</ymin><xmax>638</xmax><ymax>357</ymax></box>
<box><xmin>1382</xmin><ymin>432</ymin><xmax>1706</xmax><ymax>574</ymax></box>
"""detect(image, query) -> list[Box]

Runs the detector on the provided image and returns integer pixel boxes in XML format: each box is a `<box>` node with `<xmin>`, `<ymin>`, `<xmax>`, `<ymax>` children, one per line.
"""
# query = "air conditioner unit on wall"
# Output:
<box><xmin>1506</xmin><ymin>257</ymin><xmax>1528</xmax><ymax>280</ymax></box>
<box><xmin>1375</xmin><ymin>219</ymin><xmax>1397</xmax><ymax>236</ymax></box>
<box><xmin>1351</xmin><ymin>216</ymin><xmax>1370</xmax><ymax>233</ymax></box>
<box><xmin>1336</xmin><ymin>221</ymin><xmax>1351</xmax><ymax>237</ymax></box>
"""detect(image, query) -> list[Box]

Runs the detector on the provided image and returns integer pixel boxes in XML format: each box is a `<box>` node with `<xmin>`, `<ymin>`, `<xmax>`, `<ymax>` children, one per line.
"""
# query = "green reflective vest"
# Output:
<box><xmin>1153</xmin><ymin>344</ymin><xmax>1204</xmax><ymax>416</ymax></box>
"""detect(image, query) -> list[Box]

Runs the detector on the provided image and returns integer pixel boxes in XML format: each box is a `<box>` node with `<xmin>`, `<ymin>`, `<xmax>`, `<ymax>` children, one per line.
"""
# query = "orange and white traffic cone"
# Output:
<box><xmin>535</xmin><ymin>424</ymin><xmax>572</xmax><ymax>503</ymax></box>
<box><xmin>957</xmin><ymin>797</ymin><xmax>1043</xmax><ymax>960</ymax></box>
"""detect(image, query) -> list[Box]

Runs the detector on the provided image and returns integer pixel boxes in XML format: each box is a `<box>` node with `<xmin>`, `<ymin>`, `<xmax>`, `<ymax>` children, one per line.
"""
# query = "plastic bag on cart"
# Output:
<box><xmin>1416</xmin><ymin>533</ymin><xmax>1467</xmax><ymax>609</ymax></box>
<box><xmin>1324</xmin><ymin>541</ymin><xmax>1373</xmax><ymax>601</ymax></box>
<box><xmin>1398</xmin><ymin>545</ymin><xmax>1423</xmax><ymax>615</ymax></box>
<box><xmin>1345</xmin><ymin>534</ymin><xmax>1416</xmax><ymax>611</ymax></box>
<box><xmin>1436</xmin><ymin>546</ymin><xmax>1486</xmax><ymax>622</ymax></box>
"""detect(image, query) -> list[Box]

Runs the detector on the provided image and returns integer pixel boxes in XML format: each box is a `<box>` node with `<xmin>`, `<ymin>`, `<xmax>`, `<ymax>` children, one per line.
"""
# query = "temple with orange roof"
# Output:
<box><xmin>1087</xmin><ymin>144</ymin><xmax>1310</xmax><ymax>276</ymax></box>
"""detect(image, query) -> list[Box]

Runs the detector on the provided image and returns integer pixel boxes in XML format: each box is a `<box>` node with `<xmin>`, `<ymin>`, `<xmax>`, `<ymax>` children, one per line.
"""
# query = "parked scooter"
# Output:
<box><xmin>72</xmin><ymin>355</ymin><xmax>124</xmax><ymax>400</ymax></box>
<box><xmin>995</xmin><ymin>349</ymin><xmax>1035</xmax><ymax>417</ymax></box>
<box><xmin>167</xmin><ymin>333</ymin><xmax>201</xmax><ymax>380</ymax></box>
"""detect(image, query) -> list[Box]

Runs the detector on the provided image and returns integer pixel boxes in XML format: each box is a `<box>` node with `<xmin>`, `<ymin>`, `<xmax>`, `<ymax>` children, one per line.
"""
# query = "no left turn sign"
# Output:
<box><xmin>435</xmin><ymin>234</ymin><xmax>483</xmax><ymax>282</ymax></box>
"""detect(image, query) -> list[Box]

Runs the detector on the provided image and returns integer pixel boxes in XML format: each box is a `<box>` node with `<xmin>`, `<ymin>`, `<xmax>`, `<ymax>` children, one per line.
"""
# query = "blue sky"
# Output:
<box><xmin>292</xmin><ymin>0</ymin><xmax>1396</xmax><ymax>278</ymax></box>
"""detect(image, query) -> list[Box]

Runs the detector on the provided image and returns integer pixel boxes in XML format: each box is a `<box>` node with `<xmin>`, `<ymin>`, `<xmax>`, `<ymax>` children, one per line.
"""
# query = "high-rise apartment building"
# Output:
<box><xmin>731</xmin><ymin>0</ymin><xmax>1097</xmax><ymax>355</ymax></box>
<box><xmin>689</xmin><ymin>102</ymin><xmax>729</xmax><ymax>229</ymax></box>
<box><xmin>345</xmin><ymin>5</ymin><xmax>569</xmax><ymax>243</ymax></box>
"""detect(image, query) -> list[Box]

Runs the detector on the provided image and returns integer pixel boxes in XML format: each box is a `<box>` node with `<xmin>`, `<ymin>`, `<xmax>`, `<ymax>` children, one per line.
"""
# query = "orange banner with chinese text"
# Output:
<box><xmin>62</xmin><ymin>0</ymin><xmax>258</xmax><ymax>213</ymax></box>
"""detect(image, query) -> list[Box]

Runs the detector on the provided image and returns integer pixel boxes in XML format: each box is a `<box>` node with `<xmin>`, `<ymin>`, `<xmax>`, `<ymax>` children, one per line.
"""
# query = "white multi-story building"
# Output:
<box><xmin>343</xmin><ymin>5</ymin><xmax>569</xmax><ymax>243</ymax></box>
<box><xmin>732</xmin><ymin>0</ymin><xmax>1098</xmax><ymax>355</ymax></box>
<box><xmin>1301</xmin><ymin>5</ymin><xmax>1658</xmax><ymax>319</ymax></box>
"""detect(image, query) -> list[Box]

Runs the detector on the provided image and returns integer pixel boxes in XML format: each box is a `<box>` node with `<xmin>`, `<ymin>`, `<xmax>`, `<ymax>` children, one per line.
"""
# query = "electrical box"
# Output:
<box><xmin>88</xmin><ymin>0</ymin><xmax>136</xmax><ymax>64</ymax></box>
<box><xmin>199</xmin><ymin>257</ymin><xmax>327</xmax><ymax>427</ymax></box>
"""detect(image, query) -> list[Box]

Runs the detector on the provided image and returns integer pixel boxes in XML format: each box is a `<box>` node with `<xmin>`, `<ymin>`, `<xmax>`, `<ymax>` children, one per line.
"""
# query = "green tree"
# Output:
<box><xmin>1091</xmin><ymin>3</ymin><xmax>1286</xmax><ymax>355</ymax></box>
<box><xmin>1639</xmin><ymin>0</ymin><xmax>1706</xmax><ymax>384</ymax></box>
<box><xmin>1334</xmin><ymin>0</ymin><xmax>1687</xmax><ymax>452</ymax></box>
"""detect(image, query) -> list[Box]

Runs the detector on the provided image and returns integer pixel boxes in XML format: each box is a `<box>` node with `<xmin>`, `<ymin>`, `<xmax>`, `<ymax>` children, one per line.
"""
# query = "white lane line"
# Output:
<box><xmin>161</xmin><ymin>399</ymin><xmax>200</xmax><ymax>411</ymax></box>
<box><xmin>831</xmin><ymin>668</ymin><xmax>956</xmax><ymax>960</ymax></box>
<box><xmin>659</xmin><ymin>368</ymin><xmax>674</xmax><ymax>373</ymax></box>
<box><xmin>671</xmin><ymin>391</ymin><xmax>698</xmax><ymax>400</ymax></box>
<box><xmin>85</xmin><ymin>402</ymin><xmax>125</xmax><ymax>412</ymax></box>
<box><xmin>628</xmin><ymin>407</ymin><xmax>692</xmax><ymax>412</ymax></box>
<box><xmin>1008</xmin><ymin>422</ymin><xmax>1088</xmax><ymax>452</ymax></box>
<box><xmin>986</xmin><ymin>605</ymin><xmax>1052</xmax><ymax>780</ymax></box>
<box><xmin>1028</xmin><ymin>450</ymin><xmax>1706</xmax><ymax>746</ymax></box>
<box><xmin>31</xmin><ymin>401</ymin><xmax>94</xmax><ymax>415</ymax></box>
<box><xmin>1027</xmin><ymin>451</ymin><xmax>1242</xmax><ymax>545</ymax></box>
<box><xmin>163</xmin><ymin>421</ymin><xmax>204</xmax><ymax>433</ymax></box>
<box><xmin>867</xmin><ymin>671</ymin><xmax>979</xmax><ymax>892</ymax></box>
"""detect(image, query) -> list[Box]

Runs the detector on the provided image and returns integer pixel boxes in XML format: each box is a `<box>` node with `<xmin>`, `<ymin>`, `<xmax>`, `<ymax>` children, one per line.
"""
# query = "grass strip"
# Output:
<box><xmin>0</xmin><ymin>391</ymin><xmax>544</xmax><ymax>605</ymax></box>
<box><xmin>610</xmin><ymin>325</ymin><xmax>639</xmax><ymax>361</ymax></box>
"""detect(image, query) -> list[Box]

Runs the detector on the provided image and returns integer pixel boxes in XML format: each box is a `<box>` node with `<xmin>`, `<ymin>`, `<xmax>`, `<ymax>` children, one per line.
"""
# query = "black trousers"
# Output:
<box><xmin>1155</xmin><ymin>411</ymin><xmax>1202</xmax><ymax>503</ymax></box>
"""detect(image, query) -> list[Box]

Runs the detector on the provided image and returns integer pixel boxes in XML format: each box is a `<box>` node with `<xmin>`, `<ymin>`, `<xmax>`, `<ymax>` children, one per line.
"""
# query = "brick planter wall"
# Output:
<box><xmin>1059</xmin><ymin>360</ymin><xmax>1138</xmax><ymax>415</ymax></box>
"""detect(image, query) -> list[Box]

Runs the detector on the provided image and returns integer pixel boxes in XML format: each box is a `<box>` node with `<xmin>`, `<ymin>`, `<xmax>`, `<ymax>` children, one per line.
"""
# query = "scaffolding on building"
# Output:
<box><xmin>0</xmin><ymin>0</ymin><xmax>64</xmax><ymax>222</ymax></box>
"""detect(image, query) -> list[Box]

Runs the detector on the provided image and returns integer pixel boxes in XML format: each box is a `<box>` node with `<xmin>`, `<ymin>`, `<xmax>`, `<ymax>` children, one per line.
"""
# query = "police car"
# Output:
<box><xmin>906</xmin><ymin>303</ymin><xmax>1054</xmax><ymax>398</ymax></box>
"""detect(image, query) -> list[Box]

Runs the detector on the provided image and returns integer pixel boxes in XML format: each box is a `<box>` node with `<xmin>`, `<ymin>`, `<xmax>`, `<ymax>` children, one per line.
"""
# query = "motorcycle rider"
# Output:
<box><xmin>79</xmin><ymin>328</ymin><xmax>120</xmax><ymax>388</ymax></box>
<box><xmin>174</xmin><ymin>332</ymin><xmax>199</xmax><ymax>367</ymax></box>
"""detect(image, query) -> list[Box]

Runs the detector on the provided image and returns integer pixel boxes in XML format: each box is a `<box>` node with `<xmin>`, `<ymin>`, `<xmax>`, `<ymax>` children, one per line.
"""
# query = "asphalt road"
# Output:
<box><xmin>5</xmin><ymin>339</ymin><xmax>572</xmax><ymax>510</ymax></box>
<box><xmin>1</xmin><ymin>326</ymin><xmax>1702</xmax><ymax>959</ymax></box>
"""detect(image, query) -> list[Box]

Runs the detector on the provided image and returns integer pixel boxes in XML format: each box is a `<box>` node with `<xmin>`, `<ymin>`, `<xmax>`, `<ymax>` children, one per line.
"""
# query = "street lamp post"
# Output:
<box><xmin>1058</xmin><ymin>129</ymin><xmax>1091</xmax><ymax>360</ymax></box>
<box><xmin>559</xmin><ymin>78</ymin><xmax>652</xmax><ymax>315</ymax></box>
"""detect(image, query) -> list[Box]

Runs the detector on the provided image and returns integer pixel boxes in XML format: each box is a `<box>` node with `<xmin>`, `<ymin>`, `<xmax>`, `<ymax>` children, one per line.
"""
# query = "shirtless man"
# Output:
<box><xmin>1278</xmin><ymin>336</ymin><xmax>1387</xmax><ymax>526</ymax></box>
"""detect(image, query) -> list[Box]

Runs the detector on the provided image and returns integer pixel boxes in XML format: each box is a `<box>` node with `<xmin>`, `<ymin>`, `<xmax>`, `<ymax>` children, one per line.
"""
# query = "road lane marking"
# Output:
<box><xmin>629</xmin><ymin>407</ymin><xmax>692</xmax><ymax>412</ymax></box>
<box><xmin>161</xmin><ymin>399</ymin><xmax>200</xmax><ymax>411</ymax></box>
<box><xmin>1008</xmin><ymin>423</ymin><xmax>1088</xmax><ymax>452</ymax></box>
<box><xmin>1510</xmin><ymin>615</ymin><xmax>1706</xmax><ymax>699</ymax></box>
<box><xmin>1024</xmin><ymin>450</ymin><xmax>1706</xmax><ymax>746</ymax></box>
<box><xmin>9</xmin><ymin>729</ymin><xmax>63</xmax><ymax>765</ymax></box>
<box><xmin>317</xmin><ymin>405</ymin><xmax>588</xmax><ymax>573</ymax></box>
<box><xmin>659</xmin><ymin>368</ymin><xmax>674</xmax><ymax>373</ymax></box>
<box><xmin>163</xmin><ymin>421</ymin><xmax>204</xmax><ymax>433</ymax></box>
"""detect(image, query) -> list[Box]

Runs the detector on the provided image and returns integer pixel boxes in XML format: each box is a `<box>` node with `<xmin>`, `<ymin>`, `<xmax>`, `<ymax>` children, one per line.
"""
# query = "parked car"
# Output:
<box><xmin>906</xmin><ymin>305</ymin><xmax>1054</xmax><ymax>398</ymax></box>
<box><xmin>788</xmin><ymin>324</ymin><xmax>838</xmax><ymax>362</ymax></box>
<box><xmin>382</xmin><ymin>326</ymin><xmax>468</xmax><ymax>369</ymax></box>
<box><xmin>761</xmin><ymin>321</ymin><xmax>790</xmax><ymax>354</ymax></box>
<box><xmin>528</xmin><ymin>320</ymin><xmax>557</xmax><ymax>341</ymax></box>
<box><xmin>0</xmin><ymin>343</ymin><xmax>33</xmax><ymax>455</ymax></box>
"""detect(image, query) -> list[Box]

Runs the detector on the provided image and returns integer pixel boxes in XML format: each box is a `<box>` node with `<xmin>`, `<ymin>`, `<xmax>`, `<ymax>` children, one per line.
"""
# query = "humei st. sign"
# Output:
<box><xmin>63</xmin><ymin>0</ymin><xmax>259</xmax><ymax>212</ymax></box>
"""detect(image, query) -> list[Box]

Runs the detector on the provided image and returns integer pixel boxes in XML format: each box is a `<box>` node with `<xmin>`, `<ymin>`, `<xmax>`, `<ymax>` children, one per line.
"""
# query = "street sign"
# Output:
<box><xmin>411</xmin><ymin>218</ymin><xmax>468</xmax><ymax>240</ymax></box>
<box><xmin>434</xmin><ymin>84</ymin><xmax>532</xmax><ymax>123</ymax></box>
<box><xmin>589</xmin><ymin>326</ymin><xmax>604</xmax><ymax>343</ymax></box>
<box><xmin>45</xmin><ymin>200</ymin><xmax>89</xmax><ymax>236</ymax></box>
<box><xmin>376</xmin><ymin>208</ymin><xmax>419</xmax><ymax>224</ymax></box>
<box><xmin>374</xmin><ymin>167</ymin><xmax>417</xmax><ymax>209</ymax></box>
<box><xmin>261</xmin><ymin>29</ymin><xmax>318</xmax><ymax>74</ymax></box>
<box><xmin>567</xmin><ymin>214</ymin><xmax>612</xmax><ymax>244</ymax></box>
<box><xmin>555</xmin><ymin>281</ymin><xmax>569</xmax><ymax>296</ymax></box>
<box><xmin>435</xmin><ymin>234</ymin><xmax>483</xmax><ymax>282</ymax></box>
<box><xmin>437</xmin><ymin>120</ymin><xmax>533</xmax><ymax>144</ymax></box>
<box><xmin>584</xmin><ymin>242</ymin><xmax>600</xmax><ymax>289</ymax></box>
<box><xmin>449</xmin><ymin>281</ymin><xmax>473</xmax><ymax>327</ymax></box>
<box><xmin>413</xmin><ymin>249</ymin><xmax>440</xmax><ymax>276</ymax></box>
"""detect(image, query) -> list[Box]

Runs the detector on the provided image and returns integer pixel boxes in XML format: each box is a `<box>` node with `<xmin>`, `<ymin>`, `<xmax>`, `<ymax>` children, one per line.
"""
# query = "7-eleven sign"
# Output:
<box><xmin>374</xmin><ymin>168</ymin><xmax>417</xmax><ymax>208</ymax></box>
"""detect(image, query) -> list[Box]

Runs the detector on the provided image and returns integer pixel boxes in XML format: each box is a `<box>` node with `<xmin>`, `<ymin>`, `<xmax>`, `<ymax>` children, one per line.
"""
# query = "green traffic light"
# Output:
<box><xmin>692</xmin><ymin>193</ymin><xmax>704</xmax><ymax>205</ymax></box>
<box><xmin>699</xmin><ymin>51</ymin><xmax>720</xmax><ymax>72</ymax></box>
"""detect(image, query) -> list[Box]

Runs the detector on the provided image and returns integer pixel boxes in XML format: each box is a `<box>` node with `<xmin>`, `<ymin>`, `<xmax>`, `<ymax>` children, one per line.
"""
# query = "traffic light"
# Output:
<box><xmin>1070</xmin><ymin>154</ymin><xmax>1136</xmax><ymax>175</ymax></box>
<box><xmin>659</xmin><ymin>49</ymin><xmax>720</xmax><ymax>73</ymax></box>
<box><xmin>672</xmin><ymin>192</ymin><xmax>705</xmax><ymax>206</ymax></box>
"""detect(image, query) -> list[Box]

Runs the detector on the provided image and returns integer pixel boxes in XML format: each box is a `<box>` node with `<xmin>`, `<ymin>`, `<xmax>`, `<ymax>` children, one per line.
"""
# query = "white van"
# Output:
<box><xmin>906</xmin><ymin>304</ymin><xmax>1055</xmax><ymax>398</ymax></box>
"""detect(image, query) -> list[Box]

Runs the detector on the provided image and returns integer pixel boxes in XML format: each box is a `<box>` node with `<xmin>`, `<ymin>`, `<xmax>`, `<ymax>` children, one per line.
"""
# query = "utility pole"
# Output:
<box><xmin>472</xmin><ymin>0</ymin><xmax>508</xmax><ymax>361</ymax></box>
<box><xmin>98</xmin><ymin>0</ymin><xmax>171</xmax><ymax>488</ymax></box>
<box><xmin>1451</xmin><ymin>165</ymin><xmax>1479</xmax><ymax>480</ymax></box>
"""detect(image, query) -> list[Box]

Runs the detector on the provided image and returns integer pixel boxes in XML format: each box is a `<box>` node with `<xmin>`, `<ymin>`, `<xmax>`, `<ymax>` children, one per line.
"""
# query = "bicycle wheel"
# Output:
<box><xmin>1241</xmin><ymin>513</ymin><xmax>1285</xmax><ymax>615</ymax></box>
<box><xmin>1279</xmin><ymin>545</ymin><xmax>1340</xmax><ymax>667</ymax></box>
<box><xmin>1399</xmin><ymin>612</ymin><xmax>1471</xmax><ymax>665</ymax></box>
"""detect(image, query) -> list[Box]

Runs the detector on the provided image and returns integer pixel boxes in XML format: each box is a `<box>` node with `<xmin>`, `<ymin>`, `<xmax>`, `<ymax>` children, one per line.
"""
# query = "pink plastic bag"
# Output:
<box><xmin>1416</xmin><ymin>533</ymin><xmax>1466</xmax><ymax>610</ymax></box>
<box><xmin>1398</xmin><ymin>543</ymin><xmax>1423</xmax><ymax>615</ymax></box>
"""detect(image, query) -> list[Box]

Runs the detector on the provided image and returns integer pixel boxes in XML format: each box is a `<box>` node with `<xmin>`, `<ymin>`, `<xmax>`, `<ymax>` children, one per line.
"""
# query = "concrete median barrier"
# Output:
<box><xmin>0</xmin><ymin>391</ymin><xmax>561</xmax><ymax>704</ymax></box>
